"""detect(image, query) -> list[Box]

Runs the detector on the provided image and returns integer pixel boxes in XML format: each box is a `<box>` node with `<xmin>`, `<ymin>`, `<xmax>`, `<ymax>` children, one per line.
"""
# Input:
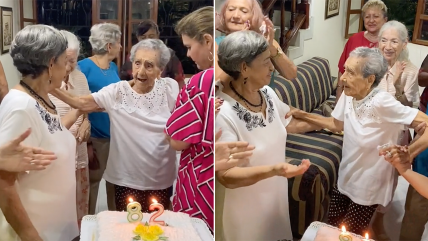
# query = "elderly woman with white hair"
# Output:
<box><xmin>287</xmin><ymin>46</ymin><xmax>428</xmax><ymax>235</ymax></box>
<box><xmin>51</xmin><ymin>39</ymin><xmax>179</xmax><ymax>213</ymax></box>
<box><xmin>0</xmin><ymin>25</ymin><xmax>83</xmax><ymax>241</ymax></box>
<box><xmin>216</xmin><ymin>30</ymin><xmax>319</xmax><ymax>241</ymax></box>
<box><xmin>78</xmin><ymin>23</ymin><xmax>122</xmax><ymax>213</ymax></box>
<box><xmin>48</xmin><ymin>30</ymin><xmax>91</xmax><ymax>228</ymax></box>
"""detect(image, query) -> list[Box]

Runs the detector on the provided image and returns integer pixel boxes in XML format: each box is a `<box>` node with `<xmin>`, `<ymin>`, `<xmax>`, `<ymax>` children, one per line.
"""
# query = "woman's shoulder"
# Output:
<box><xmin>187</xmin><ymin>68</ymin><xmax>214</xmax><ymax>89</ymax></box>
<box><xmin>404</xmin><ymin>61</ymin><xmax>419</xmax><ymax>74</ymax></box>
<box><xmin>0</xmin><ymin>90</ymin><xmax>40</xmax><ymax>118</ymax></box>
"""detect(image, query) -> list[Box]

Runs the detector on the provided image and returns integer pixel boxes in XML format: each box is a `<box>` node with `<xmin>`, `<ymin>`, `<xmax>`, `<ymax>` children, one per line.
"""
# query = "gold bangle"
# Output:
<box><xmin>270</xmin><ymin>47</ymin><xmax>283</xmax><ymax>59</ymax></box>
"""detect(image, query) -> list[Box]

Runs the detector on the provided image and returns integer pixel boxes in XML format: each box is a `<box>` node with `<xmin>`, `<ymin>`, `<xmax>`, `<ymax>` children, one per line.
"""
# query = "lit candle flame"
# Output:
<box><xmin>129</xmin><ymin>198</ymin><xmax>133</xmax><ymax>203</ymax></box>
<box><xmin>152</xmin><ymin>198</ymin><xmax>158</xmax><ymax>203</ymax></box>
<box><xmin>365</xmin><ymin>233</ymin><xmax>369</xmax><ymax>239</ymax></box>
<box><xmin>341</xmin><ymin>226</ymin><xmax>346</xmax><ymax>233</ymax></box>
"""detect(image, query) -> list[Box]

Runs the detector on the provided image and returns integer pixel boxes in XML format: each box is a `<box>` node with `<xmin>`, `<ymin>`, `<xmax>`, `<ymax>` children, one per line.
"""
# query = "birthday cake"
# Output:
<box><xmin>313</xmin><ymin>226</ymin><xmax>374</xmax><ymax>241</ymax></box>
<box><xmin>96</xmin><ymin>210</ymin><xmax>203</xmax><ymax>241</ymax></box>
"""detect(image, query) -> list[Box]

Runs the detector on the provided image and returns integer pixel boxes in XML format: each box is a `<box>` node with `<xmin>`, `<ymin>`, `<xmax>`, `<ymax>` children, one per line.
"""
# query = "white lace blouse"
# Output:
<box><xmin>91</xmin><ymin>78</ymin><xmax>179</xmax><ymax>190</ymax></box>
<box><xmin>333</xmin><ymin>89</ymin><xmax>418</xmax><ymax>206</ymax></box>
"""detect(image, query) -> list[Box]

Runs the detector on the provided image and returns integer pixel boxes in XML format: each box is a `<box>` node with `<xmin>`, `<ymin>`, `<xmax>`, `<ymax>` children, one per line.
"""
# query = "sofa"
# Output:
<box><xmin>269</xmin><ymin>57</ymin><xmax>343</xmax><ymax>238</ymax></box>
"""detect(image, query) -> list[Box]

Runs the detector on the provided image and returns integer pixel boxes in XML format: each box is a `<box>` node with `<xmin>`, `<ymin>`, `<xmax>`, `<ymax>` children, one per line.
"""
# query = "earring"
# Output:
<box><xmin>48</xmin><ymin>76</ymin><xmax>52</xmax><ymax>84</ymax></box>
<box><xmin>244</xmin><ymin>77</ymin><xmax>248</xmax><ymax>84</ymax></box>
<box><xmin>208</xmin><ymin>51</ymin><xmax>213</xmax><ymax>62</ymax></box>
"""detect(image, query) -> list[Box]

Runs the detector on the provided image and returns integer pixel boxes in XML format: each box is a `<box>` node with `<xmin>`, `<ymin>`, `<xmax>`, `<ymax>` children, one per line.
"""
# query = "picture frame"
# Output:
<box><xmin>1</xmin><ymin>7</ymin><xmax>12</xmax><ymax>54</ymax></box>
<box><xmin>325</xmin><ymin>0</ymin><xmax>340</xmax><ymax>19</ymax></box>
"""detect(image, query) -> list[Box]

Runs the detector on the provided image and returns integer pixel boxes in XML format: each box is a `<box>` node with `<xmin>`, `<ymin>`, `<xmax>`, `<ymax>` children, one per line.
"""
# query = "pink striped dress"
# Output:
<box><xmin>165</xmin><ymin>68</ymin><xmax>214</xmax><ymax>232</ymax></box>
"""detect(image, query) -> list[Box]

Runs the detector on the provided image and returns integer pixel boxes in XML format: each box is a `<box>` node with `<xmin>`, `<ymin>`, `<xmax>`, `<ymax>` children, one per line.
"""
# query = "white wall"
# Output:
<box><xmin>0</xmin><ymin>0</ymin><xmax>20</xmax><ymax>88</ymax></box>
<box><xmin>290</xmin><ymin>0</ymin><xmax>348</xmax><ymax>75</ymax></box>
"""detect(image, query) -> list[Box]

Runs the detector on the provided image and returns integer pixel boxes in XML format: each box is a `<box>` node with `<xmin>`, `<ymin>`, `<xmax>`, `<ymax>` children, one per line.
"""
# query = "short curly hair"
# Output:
<box><xmin>10</xmin><ymin>24</ymin><xmax>67</xmax><ymax>78</ymax></box>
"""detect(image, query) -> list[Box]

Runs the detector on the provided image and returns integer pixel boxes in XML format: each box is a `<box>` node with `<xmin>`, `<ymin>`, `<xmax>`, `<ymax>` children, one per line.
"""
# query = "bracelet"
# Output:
<box><xmin>270</xmin><ymin>47</ymin><xmax>283</xmax><ymax>59</ymax></box>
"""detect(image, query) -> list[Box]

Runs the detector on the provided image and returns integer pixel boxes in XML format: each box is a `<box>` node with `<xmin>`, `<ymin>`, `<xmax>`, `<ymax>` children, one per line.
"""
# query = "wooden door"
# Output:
<box><xmin>92</xmin><ymin>0</ymin><xmax>124</xmax><ymax>67</ymax></box>
<box><xmin>126</xmin><ymin>0</ymin><xmax>158</xmax><ymax>54</ymax></box>
<box><xmin>19</xmin><ymin>0</ymin><xmax>37</xmax><ymax>29</ymax></box>
<box><xmin>344</xmin><ymin>0</ymin><xmax>365</xmax><ymax>39</ymax></box>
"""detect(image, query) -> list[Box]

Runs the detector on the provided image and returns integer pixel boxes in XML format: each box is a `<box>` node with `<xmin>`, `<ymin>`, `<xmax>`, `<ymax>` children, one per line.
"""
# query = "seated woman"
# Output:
<box><xmin>215</xmin><ymin>0</ymin><xmax>297</xmax><ymax>86</ymax></box>
<box><xmin>51</xmin><ymin>39</ymin><xmax>179</xmax><ymax>213</ymax></box>
<box><xmin>49</xmin><ymin>30</ymin><xmax>91</xmax><ymax>228</ymax></box>
<box><xmin>336</xmin><ymin>0</ymin><xmax>388</xmax><ymax>101</ymax></box>
<box><xmin>286</xmin><ymin>47</ymin><xmax>428</xmax><ymax>236</ymax></box>
<box><xmin>0</xmin><ymin>24</ymin><xmax>83</xmax><ymax>241</ymax></box>
<box><xmin>215</xmin><ymin>30</ymin><xmax>320</xmax><ymax>241</ymax></box>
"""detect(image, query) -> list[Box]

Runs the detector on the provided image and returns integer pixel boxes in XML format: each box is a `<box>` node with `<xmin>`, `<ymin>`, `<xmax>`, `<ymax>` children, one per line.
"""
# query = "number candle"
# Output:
<box><xmin>149</xmin><ymin>198</ymin><xmax>165</xmax><ymax>226</ymax></box>
<box><xmin>339</xmin><ymin>226</ymin><xmax>353</xmax><ymax>241</ymax></box>
<box><xmin>126</xmin><ymin>198</ymin><xmax>143</xmax><ymax>223</ymax></box>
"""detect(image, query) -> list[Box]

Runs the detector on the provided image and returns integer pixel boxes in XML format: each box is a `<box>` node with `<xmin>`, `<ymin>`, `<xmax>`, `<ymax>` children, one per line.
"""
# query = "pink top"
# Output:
<box><xmin>165</xmin><ymin>68</ymin><xmax>214</xmax><ymax>232</ymax></box>
<box><xmin>49</xmin><ymin>69</ymin><xmax>91</xmax><ymax>169</ymax></box>
<box><xmin>338</xmin><ymin>31</ymin><xmax>378</xmax><ymax>74</ymax></box>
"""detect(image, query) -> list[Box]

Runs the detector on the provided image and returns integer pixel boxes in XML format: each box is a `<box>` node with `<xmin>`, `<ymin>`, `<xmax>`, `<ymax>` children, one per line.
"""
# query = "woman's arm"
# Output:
<box><xmin>165</xmin><ymin>134</ymin><xmax>190</xmax><ymax>151</ymax></box>
<box><xmin>401</xmin><ymin>169</ymin><xmax>428</xmax><ymax>199</ymax></box>
<box><xmin>269</xmin><ymin>39</ymin><xmax>297</xmax><ymax>80</ymax></box>
<box><xmin>407</xmin><ymin>111</ymin><xmax>428</xmax><ymax>159</ymax></box>
<box><xmin>0</xmin><ymin>172</ymin><xmax>42</xmax><ymax>241</ymax></box>
<box><xmin>285</xmin><ymin>117</ymin><xmax>322</xmax><ymax>134</ymax></box>
<box><xmin>50</xmin><ymin>88</ymin><xmax>99</xmax><ymax>112</ymax></box>
<box><xmin>61</xmin><ymin>109</ymin><xmax>84</xmax><ymax>129</ymax></box>
<box><xmin>285</xmin><ymin>108</ymin><xmax>344</xmax><ymax>133</ymax></box>
<box><xmin>216</xmin><ymin>160</ymin><xmax>310</xmax><ymax>189</ymax></box>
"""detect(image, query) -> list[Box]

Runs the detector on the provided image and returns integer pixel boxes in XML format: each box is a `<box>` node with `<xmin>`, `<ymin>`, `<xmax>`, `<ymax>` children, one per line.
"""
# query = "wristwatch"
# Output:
<box><xmin>270</xmin><ymin>46</ymin><xmax>283</xmax><ymax>59</ymax></box>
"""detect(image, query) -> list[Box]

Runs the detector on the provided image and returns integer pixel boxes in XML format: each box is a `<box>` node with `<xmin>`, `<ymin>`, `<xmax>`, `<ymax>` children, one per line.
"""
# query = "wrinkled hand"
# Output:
<box><xmin>285</xmin><ymin>107</ymin><xmax>306</xmax><ymax>119</ymax></box>
<box><xmin>0</xmin><ymin>128</ymin><xmax>57</xmax><ymax>172</ymax></box>
<box><xmin>76</xmin><ymin>118</ymin><xmax>91</xmax><ymax>144</ymax></box>
<box><xmin>380</xmin><ymin>145</ymin><xmax>412</xmax><ymax>173</ymax></box>
<box><xmin>215</xmin><ymin>12</ymin><xmax>226</xmax><ymax>32</ymax></box>
<box><xmin>215</xmin><ymin>129</ymin><xmax>254</xmax><ymax>171</ymax></box>
<box><xmin>215</xmin><ymin>98</ymin><xmax>224</xmax><ymax>116</ymax></box>
<box><xmin>273</xmin><ymin>159</ymin><xmax>310</xmax><ymax>178</ymax></box>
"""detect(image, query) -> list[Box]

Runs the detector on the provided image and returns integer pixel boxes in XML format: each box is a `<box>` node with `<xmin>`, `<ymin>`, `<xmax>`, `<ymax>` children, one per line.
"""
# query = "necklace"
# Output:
<box><xmin>20</xmin><ymin>80</ymin><xmax>57</xmax><ymax>112</ymax></box>
<box><xmin>229</xmin><ymin>81</ymin><xmax>263</xmax><ymax>107</ymax></box>
<box><xmin>93</xmin><ymin>56</ymin><xmax>110</xmax><ymax>76</ymax></box>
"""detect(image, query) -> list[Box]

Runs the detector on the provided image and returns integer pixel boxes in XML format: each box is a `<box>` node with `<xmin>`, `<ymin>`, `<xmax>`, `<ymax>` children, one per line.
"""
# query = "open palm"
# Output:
<box><xmin>0</xmin><ymin>128</ymin><xmax>56</xmax><ymax>172</ymax></box>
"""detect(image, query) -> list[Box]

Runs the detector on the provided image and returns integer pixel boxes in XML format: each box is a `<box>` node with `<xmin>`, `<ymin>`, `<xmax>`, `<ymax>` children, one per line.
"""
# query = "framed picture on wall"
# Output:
<box><xmin>325</xmin><ymin>0</ymin><xmax>340</xmax><ymax>19</ymax></box>
<box><xmin>1</xmin><ymin>7</ymin><xmax>12</xmax><ymax>54</ymax></box>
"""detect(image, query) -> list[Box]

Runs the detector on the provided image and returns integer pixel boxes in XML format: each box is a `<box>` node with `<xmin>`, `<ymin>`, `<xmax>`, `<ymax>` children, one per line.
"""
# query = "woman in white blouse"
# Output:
<box><xmin>215</xmin><ymin>30</ymin><xmax>319</xmax><ymax>241</ymax></box>
<box><xmin>51</xmin><ymin>39</ymin><xmax>179</xmax><ymax>212</ymax></box>
<box><xmin>287</xmin><ymin>46</ymin><xmax>428</xmax><ymax>236</ymax></box>
<box><xmin>49</xmin><ymin>30</ymin><xmax>91</xmax><ymax>228</ymax></box>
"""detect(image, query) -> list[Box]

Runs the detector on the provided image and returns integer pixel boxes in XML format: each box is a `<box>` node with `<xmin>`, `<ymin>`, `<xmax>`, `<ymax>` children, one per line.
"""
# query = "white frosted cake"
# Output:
<box><xmin>96</xmin><ymin>210</ymin><xmax>203</xmax><ymax>241</ymax></box>
<box><xmin>314</xmin><ymin>226</ymin><xmax>374</xmax><ymax>241</ymax></box>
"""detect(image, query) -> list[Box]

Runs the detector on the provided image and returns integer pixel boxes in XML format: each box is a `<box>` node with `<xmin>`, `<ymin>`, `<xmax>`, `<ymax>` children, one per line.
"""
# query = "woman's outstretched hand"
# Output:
<box><xmin>0</xmin><ymin>128</ymin><xmax>56</xmax><ymax>172</ymax></box>
<box><xmin>215</xmin><ymin>129</ymin><xmax>255</xmax><ymax>171</ymax></box>
<box><xmin>273</xmin><ymin>159</ymin><xmax>310</xmax><ymax>178</ymax></box>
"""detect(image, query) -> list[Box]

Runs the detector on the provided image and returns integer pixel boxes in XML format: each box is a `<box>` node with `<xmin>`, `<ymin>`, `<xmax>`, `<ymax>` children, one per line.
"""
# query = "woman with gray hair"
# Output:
<box><xmin>215</xmin><ymin>30</ymin><xmax>319</xmax><ymax>241</ymax></box>
<box><xmin>78</xmin><ymin>22</ymin><xmax>122</xmax><ymax>214</ymax></box>
<box><xmin>0</xmin><ymin>25</ymin><xmax>83</xmax><ymax>241</ymax></box>
<box><xmin>287</xmin><ymin>46</ymin><xmax>428</xmax><ymax>235</ymax></box>
<box><xmin>51</xmin><ymin>38</ymin><xmax>179</xmax><ymax>212</ymax></box>
<box><xmin>49</xmin><ymin>30</ymin><xmax>91</xmax><ymax>228</ymax></box>
<box><xmin>378</xmin><ymin>20</ymin><xmax>419</xmax><ymax>108</ymax></box>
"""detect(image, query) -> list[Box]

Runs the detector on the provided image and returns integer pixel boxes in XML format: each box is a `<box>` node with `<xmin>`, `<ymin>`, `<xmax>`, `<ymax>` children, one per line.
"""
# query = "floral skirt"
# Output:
<box><xmin>76</xmin><ymin>167</ymin><xmax>89</xmax><ymax>229</ymax></box>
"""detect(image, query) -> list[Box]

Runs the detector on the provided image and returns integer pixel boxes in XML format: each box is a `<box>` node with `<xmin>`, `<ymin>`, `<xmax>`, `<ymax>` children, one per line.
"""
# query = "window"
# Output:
<box><xmin>413</xmin><ymin>0</ymin><xmax>428</xmax><ymax>45</ymax></box>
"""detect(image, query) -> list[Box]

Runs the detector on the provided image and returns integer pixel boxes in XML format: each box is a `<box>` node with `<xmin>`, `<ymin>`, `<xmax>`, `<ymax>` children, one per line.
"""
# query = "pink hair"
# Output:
<box><xmin>219</xmin><ymin>0</ymin><xmax>264</xmax><ymax>33</ymax></box>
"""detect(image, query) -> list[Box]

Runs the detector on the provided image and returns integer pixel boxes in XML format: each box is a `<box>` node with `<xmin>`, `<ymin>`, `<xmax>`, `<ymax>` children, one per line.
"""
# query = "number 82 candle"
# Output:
<box><xmin>127</xmin><ymin>198</ymin><xmax>143</xmax><ymax>223</ymax></box>
<box><xmin>339</xmin><ymin>226</ymin><xmax>353</xmax><ymax>241</ymax></box>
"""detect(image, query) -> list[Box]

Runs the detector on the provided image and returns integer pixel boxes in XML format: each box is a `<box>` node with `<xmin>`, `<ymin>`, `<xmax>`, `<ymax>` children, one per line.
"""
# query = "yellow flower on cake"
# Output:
<box><xmin>148</xmin><ymin>225</ymin><xmax>164</xmax><ymax>236</ymax></box>
<box><xmin>134</xmin><ymin>224</ymin><xmax>149</xmax><ymax>235</ymax></box>
<box><xmin>141</xmin><ymin>232</ymin><xmax>159</xmax><ymax>241</ymax></box>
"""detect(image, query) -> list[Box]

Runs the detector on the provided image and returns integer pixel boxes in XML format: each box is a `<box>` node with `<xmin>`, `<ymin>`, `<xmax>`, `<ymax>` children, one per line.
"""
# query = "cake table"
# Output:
<box><xmin>301</xmin><ymin>222</ymin><xmax>375</xmax><ymax>241</ymax></box>
<box><xmin>79</xmin><ymin>214</ymin><xmax>213</xmax><ymax>241</ymax></box>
